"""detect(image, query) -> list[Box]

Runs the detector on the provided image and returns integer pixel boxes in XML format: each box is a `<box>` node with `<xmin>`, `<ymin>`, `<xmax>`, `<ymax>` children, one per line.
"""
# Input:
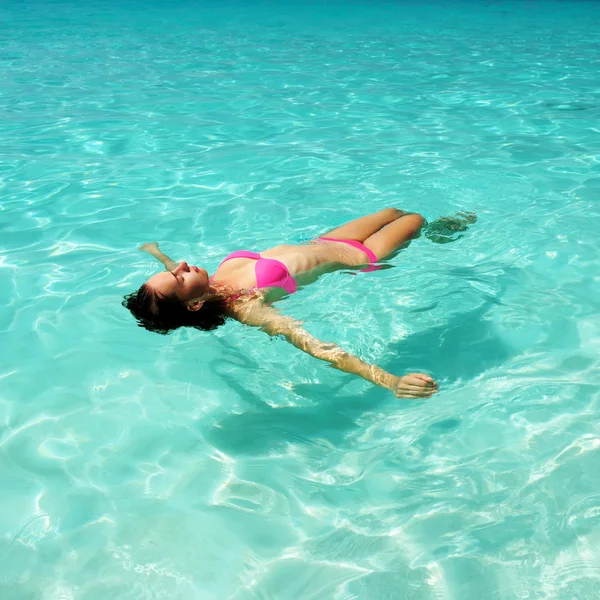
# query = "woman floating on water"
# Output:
<box><xmin>124</xmin><ymin>209</ymin><xmax>475</xmax><ymax>399</ymax></box>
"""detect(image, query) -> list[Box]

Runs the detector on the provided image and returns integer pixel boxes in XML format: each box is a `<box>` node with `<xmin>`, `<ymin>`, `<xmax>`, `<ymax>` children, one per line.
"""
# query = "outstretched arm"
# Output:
<box><xmin>139</xmin><ymin>242</ymin><xmax>178</xmax><ymax>271</ymax></box>
<box><xmin>235</xmin><ymin>303</ymin><xmax>437</xmax><ymax>399</ymax></box>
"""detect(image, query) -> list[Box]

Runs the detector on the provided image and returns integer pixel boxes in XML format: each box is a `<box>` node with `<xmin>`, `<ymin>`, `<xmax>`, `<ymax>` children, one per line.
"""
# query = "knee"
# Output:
<box><xmin>386</xmin><ymin>208</ymin><xmax>425</xmax><ymax>227</ymax></box>
<box><xmin>409</xmin><ymin>212</ymin><xmax>426</xmax><ymax>227</ymax></box>
<box><xmin>398</xmin><ymin>212</ymin><xmax>426</xmax><ymax>236</ymax></box>
<box><xmin>406</xmin><ymin>213</ymin><xmax>426</xmax><ymax>231</ymax></box>
<box><xmin>382</xmin><ymin>207</ymin><xmax>405</xmax><ymax>220</ymax></box>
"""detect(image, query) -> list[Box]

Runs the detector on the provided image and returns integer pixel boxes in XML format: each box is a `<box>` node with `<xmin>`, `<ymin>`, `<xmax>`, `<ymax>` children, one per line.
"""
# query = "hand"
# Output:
<box><xmin>139</xmin><ymin>242</ymin><xmax>159</xmax><ymax>253</ymax></box>
<box><xmin>391</xmin><ymin>373</ymin><xmax>438</xmax><ymax>399</ymax></box>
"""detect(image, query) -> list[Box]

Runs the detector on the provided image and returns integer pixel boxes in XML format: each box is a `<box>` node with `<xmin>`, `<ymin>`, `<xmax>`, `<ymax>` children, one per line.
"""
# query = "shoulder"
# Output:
<box><xmin>230</xmin><ymin>299</ymin><xmax>296</xmax><ymax>335</ymax></box>
<box><xmin>226</xmin><ymin>295</ymin><xmax>268</xmax><ymax>323</ymax></box>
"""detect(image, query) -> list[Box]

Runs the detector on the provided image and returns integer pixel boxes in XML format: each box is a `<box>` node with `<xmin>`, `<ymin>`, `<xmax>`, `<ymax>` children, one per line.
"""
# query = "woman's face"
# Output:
<box><xmin>146</xmin><ymin>261</ymin><xmax>210</xmax><ymax>303</ymax></box>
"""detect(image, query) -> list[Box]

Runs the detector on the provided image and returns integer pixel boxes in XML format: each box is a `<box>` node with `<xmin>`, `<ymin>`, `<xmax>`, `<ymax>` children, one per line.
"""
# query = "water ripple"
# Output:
<box><xmin>2</xmin><ymin>0</ymin><xmax>600</xmax><ymax>598</ymax></box>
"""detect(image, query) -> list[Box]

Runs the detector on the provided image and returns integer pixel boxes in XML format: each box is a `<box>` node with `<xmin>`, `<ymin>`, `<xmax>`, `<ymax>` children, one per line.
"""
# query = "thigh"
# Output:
<box><xmin>363</xmin><ymin>213</ymin><xmax>425</xmax><ymax>260</ymax></box>
<box><xmin>320</xmin><ymin>208</ymin><xmax>404</xmax><ymax>243</ymax></box>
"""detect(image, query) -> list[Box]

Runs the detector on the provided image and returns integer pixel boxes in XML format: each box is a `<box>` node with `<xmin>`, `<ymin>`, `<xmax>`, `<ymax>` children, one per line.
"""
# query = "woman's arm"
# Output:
<box><xmin>235</xmin><ymin>303</ymin><xmax>437</xmax><ymax>399</ymax></box>
<box><xmin>139</xmin><ymin>242</ymin><xmax>179</xmax><ymax>271</ymax></box>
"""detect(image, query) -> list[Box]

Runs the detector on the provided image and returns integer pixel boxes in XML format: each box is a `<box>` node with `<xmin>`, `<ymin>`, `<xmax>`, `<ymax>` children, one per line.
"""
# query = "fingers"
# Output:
<box><xmin>394</xmin><ymin>373</ymin><xmax>439</xmax><ymax>399</ymax></box>
<box><xmin>394</xmin><ymin>388</ymin><xmax>438</xmax><ymax>399</ymax></box>
<box><xmin>407</xmin><ymin>373</ymin><xmax>435</xmax><ymax>384</ymax></box>
<box><xmin>403</xmin><ymin>374</ymin><xmax>438</xmax><ymax>389</ymax></box>
<box><xmin>398</xmin><ymin>384</ymin><xmax>437</xmax><ymax>393</ymax></box>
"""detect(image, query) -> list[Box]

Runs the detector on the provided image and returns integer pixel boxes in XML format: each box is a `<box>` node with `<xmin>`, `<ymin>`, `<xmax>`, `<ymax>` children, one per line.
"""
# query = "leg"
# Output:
<box><xmin>320</xmin><ymin>208</ymin><xmax>408</xmax><ymax>243</ymax></box>
<box><xmin>363</xmin><ymin>213</ymin><xmax>426</xmax><ymax>260</ymax></box>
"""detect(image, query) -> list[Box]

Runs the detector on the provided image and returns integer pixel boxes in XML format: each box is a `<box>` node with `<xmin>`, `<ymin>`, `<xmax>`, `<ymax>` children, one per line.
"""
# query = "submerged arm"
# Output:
<box><xmin>235</xmin><ymin>303</ymin><xmax>437</xmax><ymax>399</ymax></box>
<box><xmin>139</xmin><ymin>242</ymin><xmax>179</xmax><ymax>271</ymax></box>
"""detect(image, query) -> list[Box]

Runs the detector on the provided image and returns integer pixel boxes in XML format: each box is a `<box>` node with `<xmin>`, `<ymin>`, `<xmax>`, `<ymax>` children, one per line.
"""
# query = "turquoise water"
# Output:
<box><xmin>1</xmin><ymin>0</ymin><xmax>600</xmax><ymax>597</ymax></box>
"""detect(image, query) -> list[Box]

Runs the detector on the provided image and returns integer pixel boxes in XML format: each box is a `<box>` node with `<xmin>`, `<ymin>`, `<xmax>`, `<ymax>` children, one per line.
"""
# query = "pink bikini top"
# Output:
<box><xmin>213</xmin><ymin>250</ymin><xmax>297</xmax><ymax>294</ymax></box>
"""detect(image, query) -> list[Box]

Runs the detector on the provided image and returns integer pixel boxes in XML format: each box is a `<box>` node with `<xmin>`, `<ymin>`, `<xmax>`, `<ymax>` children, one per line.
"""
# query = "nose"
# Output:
<box><xmin>174</xmin><ymin>261</ymin><xmax>190</xmax><ymax>274</ymax></box>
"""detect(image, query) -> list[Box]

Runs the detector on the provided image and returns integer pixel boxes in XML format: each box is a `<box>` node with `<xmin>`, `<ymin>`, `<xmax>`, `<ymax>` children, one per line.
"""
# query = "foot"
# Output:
<box><xmin>424</xmin><ymin>212</ymin><xmax>477</xmax><ymax>244</ymax></box>
<box><xmin>391</xmin><ymin>373</ymin><xmax>438</xmax><ymax>399</ymax></box>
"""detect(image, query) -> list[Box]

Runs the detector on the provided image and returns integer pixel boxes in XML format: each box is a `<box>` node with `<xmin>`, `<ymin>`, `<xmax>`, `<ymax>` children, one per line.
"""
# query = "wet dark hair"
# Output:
<box><xmin>122</xmin><ymin>284</ymin><xmax>228</xmax><ymax>334</ymax></box>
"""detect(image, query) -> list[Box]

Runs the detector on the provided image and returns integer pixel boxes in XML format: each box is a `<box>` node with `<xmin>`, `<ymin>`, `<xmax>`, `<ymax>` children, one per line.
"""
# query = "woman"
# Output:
<box><xmin>124</xmin><ymin>208</ymin><xmax>475</xmax><ymax>399</ymax></box>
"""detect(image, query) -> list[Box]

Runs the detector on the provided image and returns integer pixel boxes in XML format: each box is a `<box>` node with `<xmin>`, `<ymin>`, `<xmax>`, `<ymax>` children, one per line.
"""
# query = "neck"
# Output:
<box><xmin>208</xmin><ymin>282</ymin><xmax>236</xmax><ymax>300</ymax></box>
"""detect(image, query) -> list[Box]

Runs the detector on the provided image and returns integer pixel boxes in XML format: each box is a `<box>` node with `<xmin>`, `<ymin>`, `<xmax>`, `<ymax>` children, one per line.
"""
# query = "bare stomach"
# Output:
<box><xmin>212</xmin><ymin>241</ymin><xmax>368</xmax><ymax>294</ymax></box>
<box><xmin>261</xmin><ymin>241</ymin><xmax>367</xmax><ymax>275</ymax></box>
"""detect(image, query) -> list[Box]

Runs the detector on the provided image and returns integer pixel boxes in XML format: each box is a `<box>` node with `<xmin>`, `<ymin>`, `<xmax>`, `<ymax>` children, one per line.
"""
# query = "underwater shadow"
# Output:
<box><xmin>385</xmin><ymin>302</ymin><xmax>513</xmax><ymax>383</ymax></box>
<box><xmin>204</xmin><ymin>300</ymin><xmax>515</xmax><ymax>457</ymax></box>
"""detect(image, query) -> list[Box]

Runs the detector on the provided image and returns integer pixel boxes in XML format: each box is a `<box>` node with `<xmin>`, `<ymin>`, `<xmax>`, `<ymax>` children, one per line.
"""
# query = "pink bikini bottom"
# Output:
<box><xmin>317</xmin><ymin>237</ymin><xmax>382</xmax><ymax>273</ymax></box>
